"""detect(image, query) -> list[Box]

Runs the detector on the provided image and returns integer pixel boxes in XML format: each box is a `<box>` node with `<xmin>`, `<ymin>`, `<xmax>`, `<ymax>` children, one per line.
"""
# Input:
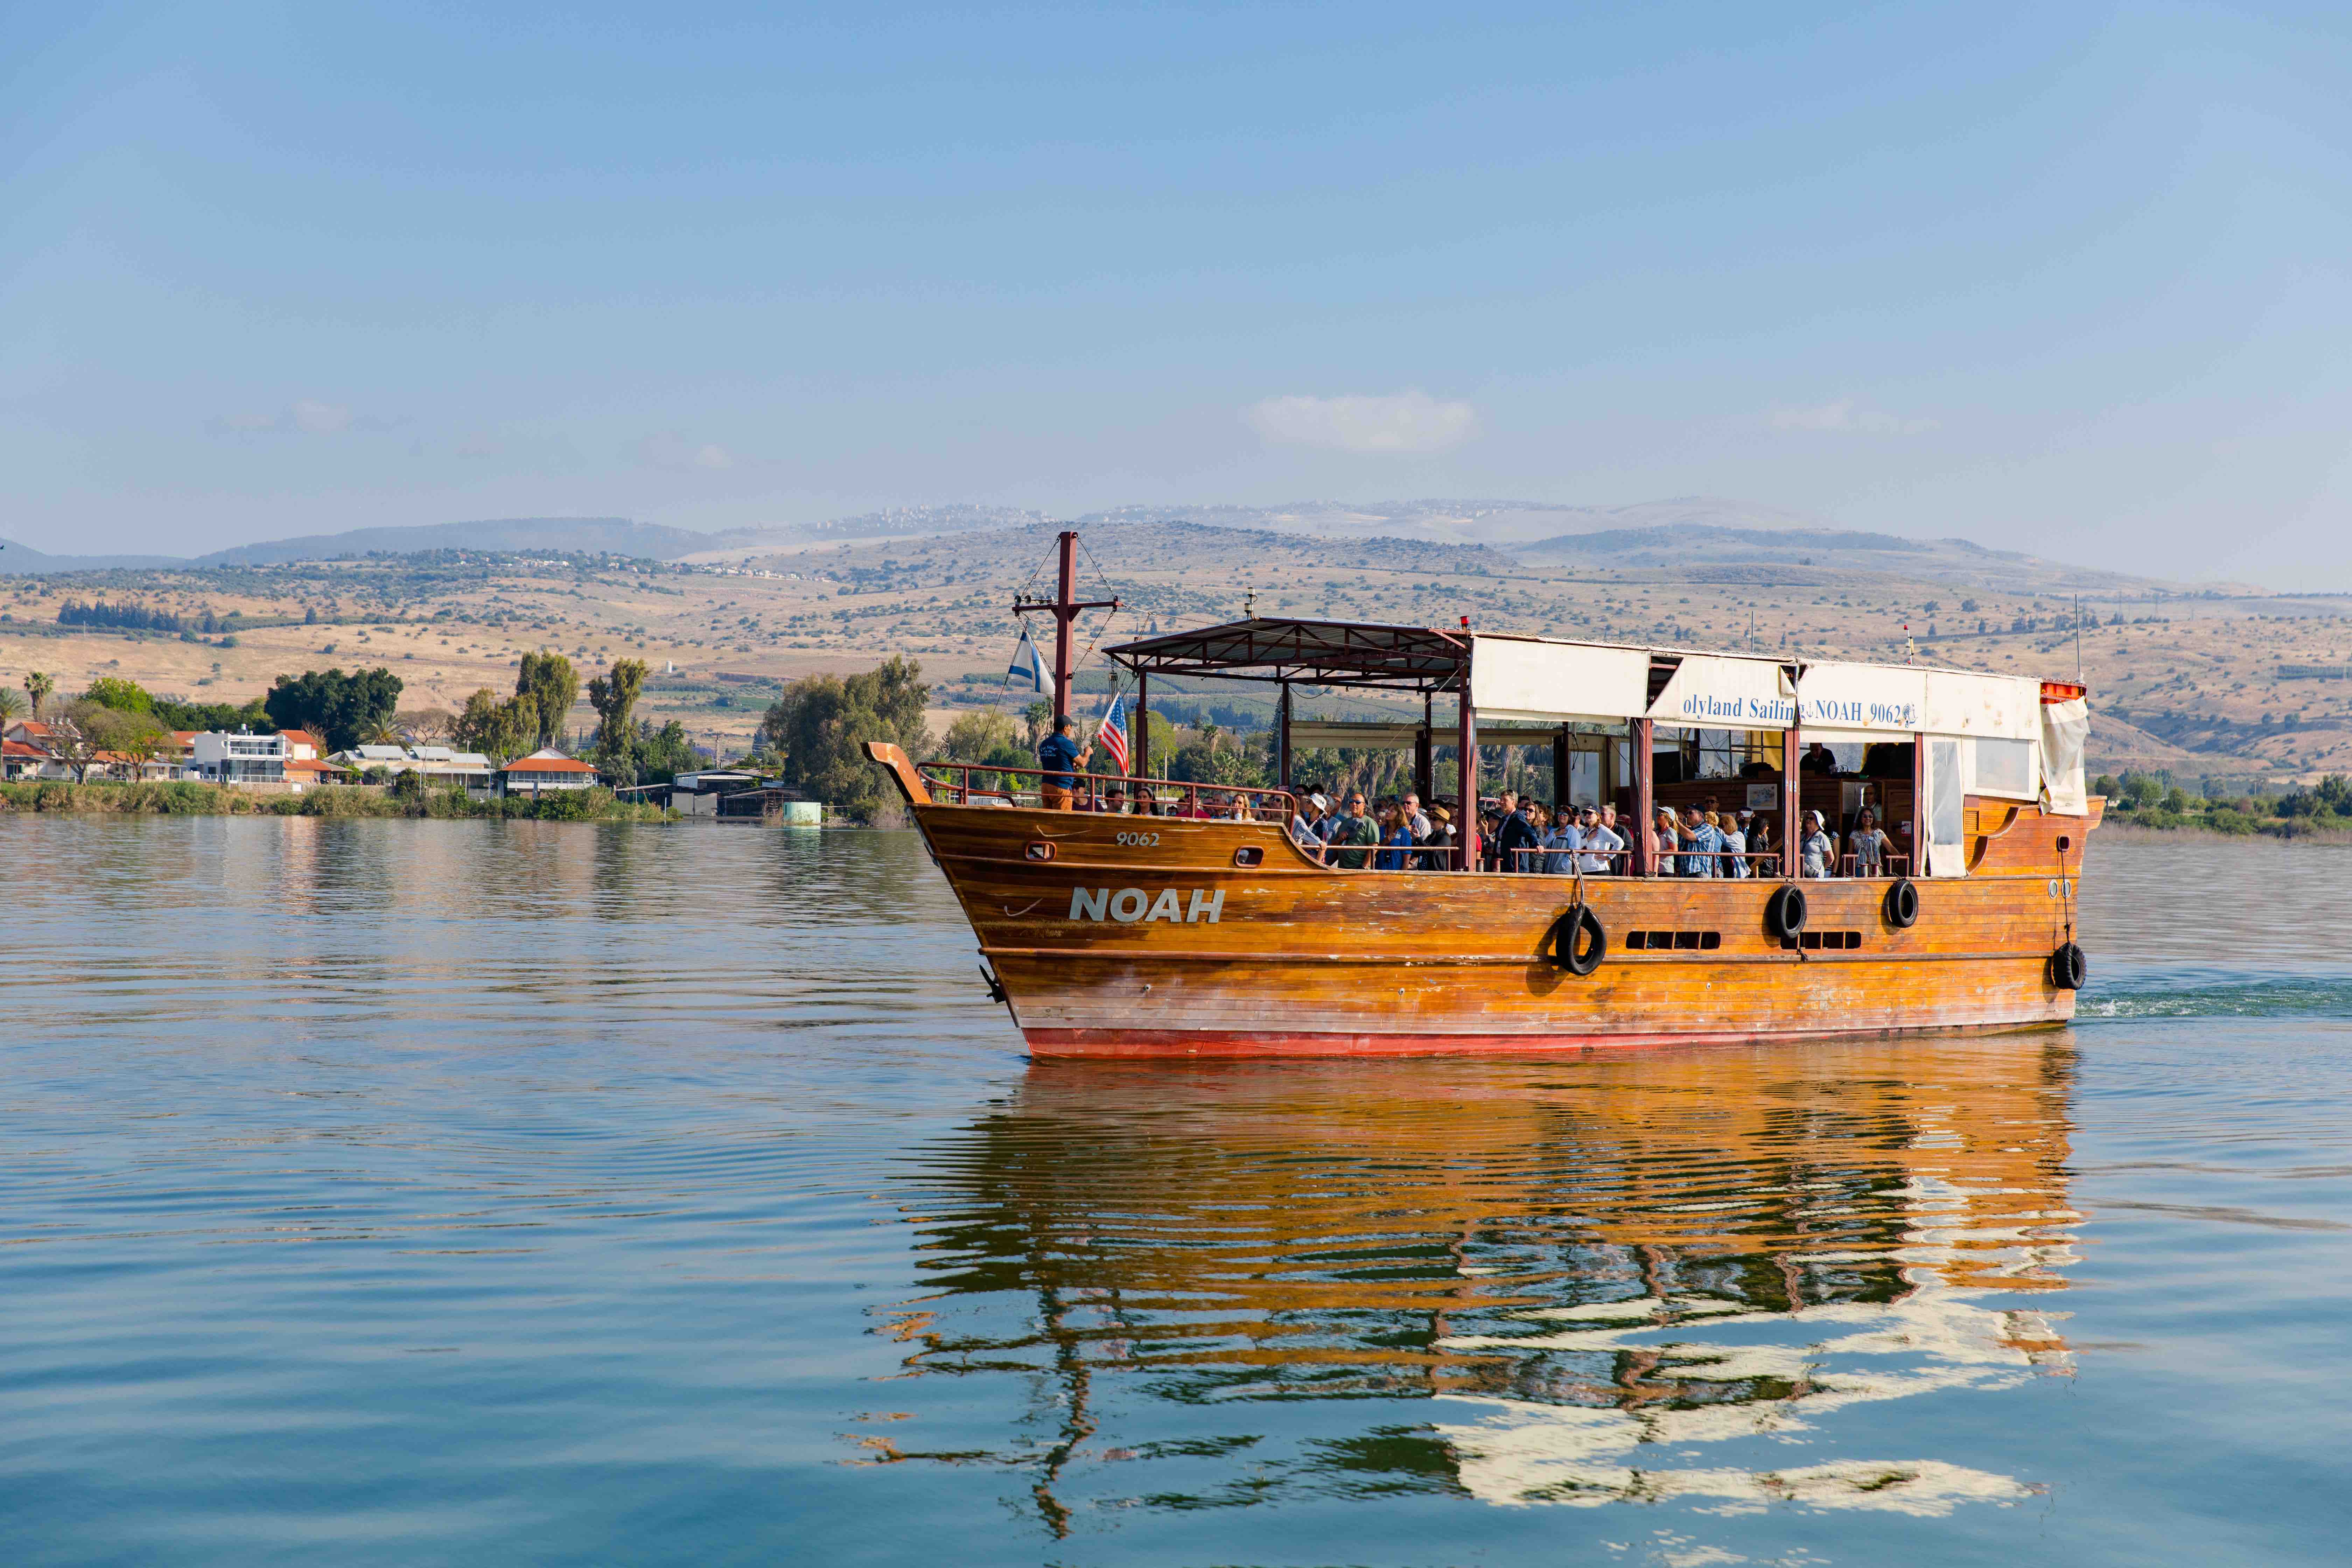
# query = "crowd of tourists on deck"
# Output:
<box><xmin>1025</xmin><ymin>714</ymin><xmax>1905</xmax><ymax>877</ymax></box>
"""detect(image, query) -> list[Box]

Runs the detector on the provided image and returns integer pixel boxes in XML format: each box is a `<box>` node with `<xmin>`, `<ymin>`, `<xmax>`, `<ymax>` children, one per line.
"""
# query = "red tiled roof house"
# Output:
<box><xmin>498</xmin><ymin>748</ymin><xmax>600</xmax><ymax>796</ymax></box>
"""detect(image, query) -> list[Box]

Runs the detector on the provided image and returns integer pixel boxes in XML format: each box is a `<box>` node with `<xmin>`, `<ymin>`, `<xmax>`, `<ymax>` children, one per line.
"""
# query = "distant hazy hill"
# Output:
<box><xmin>747</xmin><ymin>515</ymin><xmax>1515</xmax><ymax>581</ymax></box>
<box><xmin>195</xmin><ymin>517</ymin><xmax>717</xmax><ymax>566</ymax></box>
<box><xmin>0</xmin><ymin>537</ymin><xmax>184</xmax><ymax>574</ymax></box>
<box><xmin>1</xmin><ymin>517</ymin><xmax>740</xmax><ymax>573</ymax></box>
<box><xmin>1511</xmin><ymin>523</ymin><xmax>2171</xmax><ymax>595</ymax></box>
<box><xmin>1</xmin><ymin>499</ymin><xmax>2209</xmax><ymax>601</ymax></box>
<box><xmin>679</xmin><ymin>505</ymin><xmax>1046</xmax><ymax>561</ymax></box>
<box><xmin>1078</xmin><ymin>496</ymin><xmax>1837</xmax><ymax>548</ymax></box>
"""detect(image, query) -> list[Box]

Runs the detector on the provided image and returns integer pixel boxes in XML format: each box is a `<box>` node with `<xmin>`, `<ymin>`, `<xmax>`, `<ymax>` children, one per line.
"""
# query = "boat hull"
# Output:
<box><xmin>875</xmin><ymin>743</ymin><xmax>2107</xmax><ymax>1062</ymax></box>
<box><xmin>892</xmin><ymin>780</ymin><xmax>2098</xmax><ymax>1060</ymax></box>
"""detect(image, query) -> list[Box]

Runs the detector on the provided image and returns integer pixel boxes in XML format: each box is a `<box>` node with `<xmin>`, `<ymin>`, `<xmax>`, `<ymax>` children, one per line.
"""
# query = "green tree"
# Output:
<box><xmin>83</xmin><ymin>676</ymin><xmax>154</xmax><ymax>714</ymax></box>
<box><xmin>1020</xmin><ymin>699</ymin><xmax>1053</xmax><ymax>749</ymax></box>
<box><xmin>942</xmin><ymin>710</ymin><xmax>1019</xmax><ymax>761</ymax></box>
<box><xmin>264</xmin><ymin>667</ymin><xmax>404</xmax><ymax>752</ymax></box>
<box><xmin>24</xmin><ymin>671</ymin><xmax>54</xmax><ymax>719</ymax></box>
<box><xmin>516</xmin><ymin>651</ymin><xmax>580</xmax><ymax>750</ymax></box>
<box><xmin>635</xmin><ymin>718</ymin><xmax>700</xmax><ymax>783</ymax></box>
<box><xmin>593</xmin><ymin>717</ymin><xmax>702</xmax><ymax>785</ymax></box>
<box><xmin>42</xmin><ymin>709</ymin><xmax>102</xmax><ymax>782</ymax></box>
<box><xmin>1139</xmin><ymin>709</ymin><xmax>1177</xmax><ymax>773</ymax></box>
<box><xmin>52</xmin><ymin>701</ymin><xmax>162</xmax><ymax>782</ymax></box>
<box><xmin>760</xmin><ymin>656</ymin><xmax>932</xmax><ymax>819</ymax></box>
<box><xmin>151</xmin><ymin>696</ymin><xmax>270</xmax><ymax>733</ymax></box>
<box><xmin>0</xmin><ymin>687</ymin><xmax>24</xmax><ymax>726</ymax></box>
<box><xmin>393</xmin><ymin>707</ymin><xmax>455</xmax><ymax>743</ymax></box>
<box><xmin>453</xmin><ymin>687</ymin><xmax>539</xmax><ymax>763</ymax></box>
<box><xmin>587</xmin><ymin>658</ymin><xmax>649</xmax><ymax>780</ymax></box>
<box><xmin>1168</xmin><ymin>722</ymin><xmax>1269</xmax><ymax>788</ymax></box>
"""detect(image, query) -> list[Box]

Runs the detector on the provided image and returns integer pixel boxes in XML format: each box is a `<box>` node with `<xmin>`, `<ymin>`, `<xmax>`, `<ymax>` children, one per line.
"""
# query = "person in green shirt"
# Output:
<box><xmin>1326</xmin><ymin>791</ymin><xmax>1378</xmax><ymax>870</ymax></box>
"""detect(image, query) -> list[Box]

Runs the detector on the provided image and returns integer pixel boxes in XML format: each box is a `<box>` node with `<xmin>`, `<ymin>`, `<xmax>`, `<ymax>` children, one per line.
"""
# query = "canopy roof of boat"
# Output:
<box><xmin>1107</xmin><ymin>616</ymin><xmax>1467</xmax><ymax>692</ymax></box>
<box><xmin>1106</xmin><ymin>616</ymin><xmax>2087</xmax><ymax>736</ymax></box>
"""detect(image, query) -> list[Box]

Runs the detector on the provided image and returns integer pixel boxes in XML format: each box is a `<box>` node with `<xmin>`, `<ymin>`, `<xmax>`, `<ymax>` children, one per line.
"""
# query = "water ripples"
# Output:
<box><xmin>4</xmin><ymin>818</ymin><xmax>2350</xmax><ymax>1565</ymax></box>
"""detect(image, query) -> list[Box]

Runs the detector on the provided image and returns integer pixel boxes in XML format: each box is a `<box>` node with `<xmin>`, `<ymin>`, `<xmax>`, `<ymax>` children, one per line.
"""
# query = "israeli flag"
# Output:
<box><xmin>1008</xmin><ymin>626</ymin><xmax>1055</xmax><ymax>699</ymax></box>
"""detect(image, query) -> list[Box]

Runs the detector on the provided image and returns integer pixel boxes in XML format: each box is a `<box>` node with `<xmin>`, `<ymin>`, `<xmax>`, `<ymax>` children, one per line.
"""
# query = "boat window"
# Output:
<box><xmin>1626</xmin><ymin>930</ymin><xmax>1722</xmax><ymax>951</ymax></box>
<box><xmin>1655</xmin><ymin>727</ymin><xmax>1783</xmax><ymax>785</ymax></box>
<box><xmin>1972</xmin><ymin>736</ymin><xmax>2035</xmax><ymax>799</ymax></box>
<box><xmin>1784</xmin><ymin>930</ymin><xmax>1863</xmax><ymax>950</ymax></box>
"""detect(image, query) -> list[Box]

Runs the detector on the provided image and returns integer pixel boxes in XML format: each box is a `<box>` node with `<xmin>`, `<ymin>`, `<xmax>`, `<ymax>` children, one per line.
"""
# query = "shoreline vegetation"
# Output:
<box><xmin>0</xmin><ymin>779</ymin><xmax>673</xmax><ymax>821</ymax></box>
<box><xmin>2092</xmin><ymin>771</ymin><xmax>2352</xmax><ymax>840</ymax></box>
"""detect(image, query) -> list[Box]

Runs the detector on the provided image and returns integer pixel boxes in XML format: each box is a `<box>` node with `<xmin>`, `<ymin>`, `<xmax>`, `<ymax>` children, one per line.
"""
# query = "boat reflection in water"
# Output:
<box><xmin>877</xmin><ymin>1038</ymin><xmax>2080</xmax><ymax>1533</ymax></box>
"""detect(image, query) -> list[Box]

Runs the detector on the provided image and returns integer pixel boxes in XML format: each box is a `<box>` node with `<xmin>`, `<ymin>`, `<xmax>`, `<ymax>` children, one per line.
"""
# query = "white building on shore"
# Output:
<box><xmin>336</xmin><ymin>744</ymin><xmax>498</xmax><ymax>794</ymax></box>
<box><xmin>192</xmin><ymin>731</ymin><xmax>289</xmax><ymax>785</ymax></box>
<box><xmin>499</xmin><ymin>748</ymin><xmax>600</xmax><ymax>796</ymax></box>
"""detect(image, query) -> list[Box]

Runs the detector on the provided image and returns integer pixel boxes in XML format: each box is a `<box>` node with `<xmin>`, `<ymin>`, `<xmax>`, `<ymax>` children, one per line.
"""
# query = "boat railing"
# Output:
<box><xmin>917</xmin><ymin>759</ymin><xmax>1299</xmax><ymax>820</ymax></box>
<box><xmin>1503</xmin><ymin>847</ymin><xmax>1635</xmax><ymax>875</ymax></box>
<box><xmin>1647</xmin><ymin>849</ymin><xmax>1778</xmax><ymax>878</ymax></box>
<box><xmin>1836</xmin><ymin>852</ymin><xmax>1913</xmax><ymax>877</ymax></box>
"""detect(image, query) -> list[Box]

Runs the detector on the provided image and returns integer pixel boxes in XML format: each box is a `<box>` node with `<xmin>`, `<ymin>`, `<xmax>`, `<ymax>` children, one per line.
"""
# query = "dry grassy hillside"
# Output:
<box><xmin>4</xmin><ymin>522</ymin><xmax>2346</xmax><ymax>781</ymax></box>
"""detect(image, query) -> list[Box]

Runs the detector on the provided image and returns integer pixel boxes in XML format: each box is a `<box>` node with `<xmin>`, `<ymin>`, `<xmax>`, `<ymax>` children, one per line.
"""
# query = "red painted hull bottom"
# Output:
<box><xmin>1024</xmin><ymin>1019</ymin><xmax>2066</xmax><ymax>1059</ymax></box>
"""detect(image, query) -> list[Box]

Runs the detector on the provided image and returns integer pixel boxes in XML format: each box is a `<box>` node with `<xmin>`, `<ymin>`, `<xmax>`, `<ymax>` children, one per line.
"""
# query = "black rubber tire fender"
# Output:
<box><xmin>2050</xmin><ymin>941</ymin><xmax>2087</xmax><ymax>990</ymax></box>
<box><xmin>1766</xmin><ymin>883</ymin><xmax>1807</xmax><ymax>939</ymax></box>
<box><xmin>1884</xmin><ymin>877</ymin><xmax>1920</xmax><ymax>929</ymax></box>
<box><xmin>1544</xmin><ymin>903</ymin><xmax>1607</xmax><ymax>976</ymax></box>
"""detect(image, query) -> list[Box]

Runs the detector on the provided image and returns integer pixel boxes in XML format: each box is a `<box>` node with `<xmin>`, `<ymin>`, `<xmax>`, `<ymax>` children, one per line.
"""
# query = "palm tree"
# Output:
<box><xmin>0</xmin><ymin>687</ymin><xmax>24</xmax><ymax>727</ymax></box>
<box><xmin>360</xmin><ymin>719</ymin><xmax>401</xmax><ymax>747</ymax></box>
<box><xmin>24</xmin><ymin>671</ymin><xmax>53</xmax><ymax>720</ymax></box>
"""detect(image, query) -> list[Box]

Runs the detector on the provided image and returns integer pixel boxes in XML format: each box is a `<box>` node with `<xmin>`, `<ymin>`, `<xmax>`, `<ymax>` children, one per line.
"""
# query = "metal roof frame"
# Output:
<box><xmin>1106</xmin><ymin>617</ymin><xmax>1467</xmax><ymax>692</ymax></box>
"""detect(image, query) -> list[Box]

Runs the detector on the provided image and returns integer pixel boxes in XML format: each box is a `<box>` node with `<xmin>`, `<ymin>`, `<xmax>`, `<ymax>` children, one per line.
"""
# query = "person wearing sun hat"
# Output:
<box><xmin>1800</xmin><ymin>809</ymin><xmax>1835</xmax><ymax>878</ymax></box>
<box><xmin>1290</xmin><ymin>791</ymin><xmax>1331</xmax><ymax>862</ymax></box>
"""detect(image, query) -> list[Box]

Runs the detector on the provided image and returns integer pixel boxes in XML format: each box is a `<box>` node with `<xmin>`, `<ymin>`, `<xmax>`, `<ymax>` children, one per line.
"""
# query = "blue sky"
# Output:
<box><xmin>5</xmin><ymin>2</ymin><xmax>2351</xmax><ymax>583</ymax></box>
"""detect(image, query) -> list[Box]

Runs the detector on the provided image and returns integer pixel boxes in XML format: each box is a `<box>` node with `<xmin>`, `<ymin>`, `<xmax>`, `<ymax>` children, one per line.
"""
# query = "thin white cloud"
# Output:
<box><xmin>206</xmin><ymin>399</ymin><xmax>399</xmax><ymax>436</ymax></box>
<box><xmin>291</xmin><ymin>398</ymin><xmax>351</xmax><ymax>434</ymax></box>
<box><xmin>1770</xmin><ymin>399</ymin><xmax>1939</xmax><ymax>436</ymax></box>
<box><xmin>637</xmin><ymin>430</ymin><xmax>736</xmax><ymax>470</ymax></box>
<box><xmin>1246</xmin><ymin>390</ymin><xmax>1478</xmax><ymax>455</ymax></box>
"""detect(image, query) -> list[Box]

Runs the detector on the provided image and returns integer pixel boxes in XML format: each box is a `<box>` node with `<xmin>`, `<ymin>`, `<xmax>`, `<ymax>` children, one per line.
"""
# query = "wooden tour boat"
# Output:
<box><xmin>869</xmin><ymin>530</ymin><xmax>2099</xmax><ymax>1058</ymax></box>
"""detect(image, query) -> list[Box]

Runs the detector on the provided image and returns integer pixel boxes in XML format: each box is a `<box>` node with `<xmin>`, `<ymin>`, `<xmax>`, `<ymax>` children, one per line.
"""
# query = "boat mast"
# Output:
<box><xmin>1014</xmin><ymin>530</ymin><xmax>1120</xmax><ymax>727</ymax></box>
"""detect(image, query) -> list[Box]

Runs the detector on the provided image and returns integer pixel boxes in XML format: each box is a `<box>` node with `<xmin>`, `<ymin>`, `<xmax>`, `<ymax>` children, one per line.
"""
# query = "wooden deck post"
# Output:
<box><xmin>1415</xmin><ymin>693</ymin><xmax>1434</xmax><ymax>806</ymax></box>
<box><xmin>1276</xmin><ymin>681</ymin><xmax>1291</xmax><ymax>790</ymax></box>
<box><xmin>1134</xmin><ymin>673</ymin><xmax>1150</xmax><ymax>779</ymax></box>
<box><xmin>1552</xmin><ymin>727</ymin><xmax>1569</xmax><ymax>811</ymax></box>
<box><xmin>1910</xmin><ymin>731</ymin><xmax>1927</xmax><ymax>878</ymax></box>
<box><xmin>1631</xmin><ymin>718</ymin><xmax>1654</xmax><ymax>876</ymax></box>
<box><xmin>1456</xmin><ymin>688</ymin><xmax>1479</xmax><ymax>872</ymax></box>
<box><xmin>1782</xmin><ymin>726</ymin><xmax>1803</xmax><ymax>879</ymax></box>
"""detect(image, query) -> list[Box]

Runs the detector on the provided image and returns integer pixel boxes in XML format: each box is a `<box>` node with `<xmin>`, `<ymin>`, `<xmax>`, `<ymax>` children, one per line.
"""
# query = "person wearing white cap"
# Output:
<box><xmin>1799</xmin><ymin>810</ymin><xmax>1835</xmax><ymax>879</ymax></box>
<box><xmin>1291</xmin><ymin>791</ymin><xmax>1332</xmax><ymax>863</ymax></box>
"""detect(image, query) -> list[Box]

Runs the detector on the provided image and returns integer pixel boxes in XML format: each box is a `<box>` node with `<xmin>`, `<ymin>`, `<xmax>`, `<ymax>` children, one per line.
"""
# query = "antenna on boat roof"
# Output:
<box><xmin>2075</xmin><ymin>594</ymin><xmax>2082</xmax><ymax>680</ymax></box>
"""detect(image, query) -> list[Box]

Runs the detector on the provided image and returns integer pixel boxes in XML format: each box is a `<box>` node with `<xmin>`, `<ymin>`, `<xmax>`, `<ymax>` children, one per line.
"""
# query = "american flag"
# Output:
<box><xmin>1095</xmin><ymin>690</ymin><xmax>1131</xmax><ymax>775</ymax></box>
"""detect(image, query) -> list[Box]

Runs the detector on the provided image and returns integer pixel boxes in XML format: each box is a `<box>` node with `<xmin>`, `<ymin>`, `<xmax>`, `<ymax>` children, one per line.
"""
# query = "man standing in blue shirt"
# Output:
<box><xmin>1037</xmin><ymin>715</ymin><xmax>1092</xmax><ymax>810</ymax></box>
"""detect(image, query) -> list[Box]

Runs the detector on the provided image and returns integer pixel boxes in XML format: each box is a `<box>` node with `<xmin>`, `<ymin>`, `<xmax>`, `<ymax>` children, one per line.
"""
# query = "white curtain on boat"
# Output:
<box><xmin>2040</xmin><ymin>698</ymin><xmax>2090</xmax><ymax>816</ymax></box>
<box><xmin>1469</xmin><ymin>636</ymin><xmax>1651</xmax><ymax>724</ymax></box>
<box><xmin>1926</xmin><ymin>737</ymin><xmax>1967</xmax><ymax>877</ymax></box>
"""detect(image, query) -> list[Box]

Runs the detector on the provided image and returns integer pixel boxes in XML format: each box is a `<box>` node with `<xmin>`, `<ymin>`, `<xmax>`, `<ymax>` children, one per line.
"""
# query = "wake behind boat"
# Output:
<box><xmin>870</xmin><ymin>531</ymin><xmax>2099</xmax><ymax>1058</ymax></box>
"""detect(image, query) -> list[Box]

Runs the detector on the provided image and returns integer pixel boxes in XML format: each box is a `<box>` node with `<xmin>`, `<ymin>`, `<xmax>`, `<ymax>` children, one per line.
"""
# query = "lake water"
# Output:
<box><xmin>4</xmin><ymin>819</ymin><xmax>2349</xmax><ymax>1566</ymax></box>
